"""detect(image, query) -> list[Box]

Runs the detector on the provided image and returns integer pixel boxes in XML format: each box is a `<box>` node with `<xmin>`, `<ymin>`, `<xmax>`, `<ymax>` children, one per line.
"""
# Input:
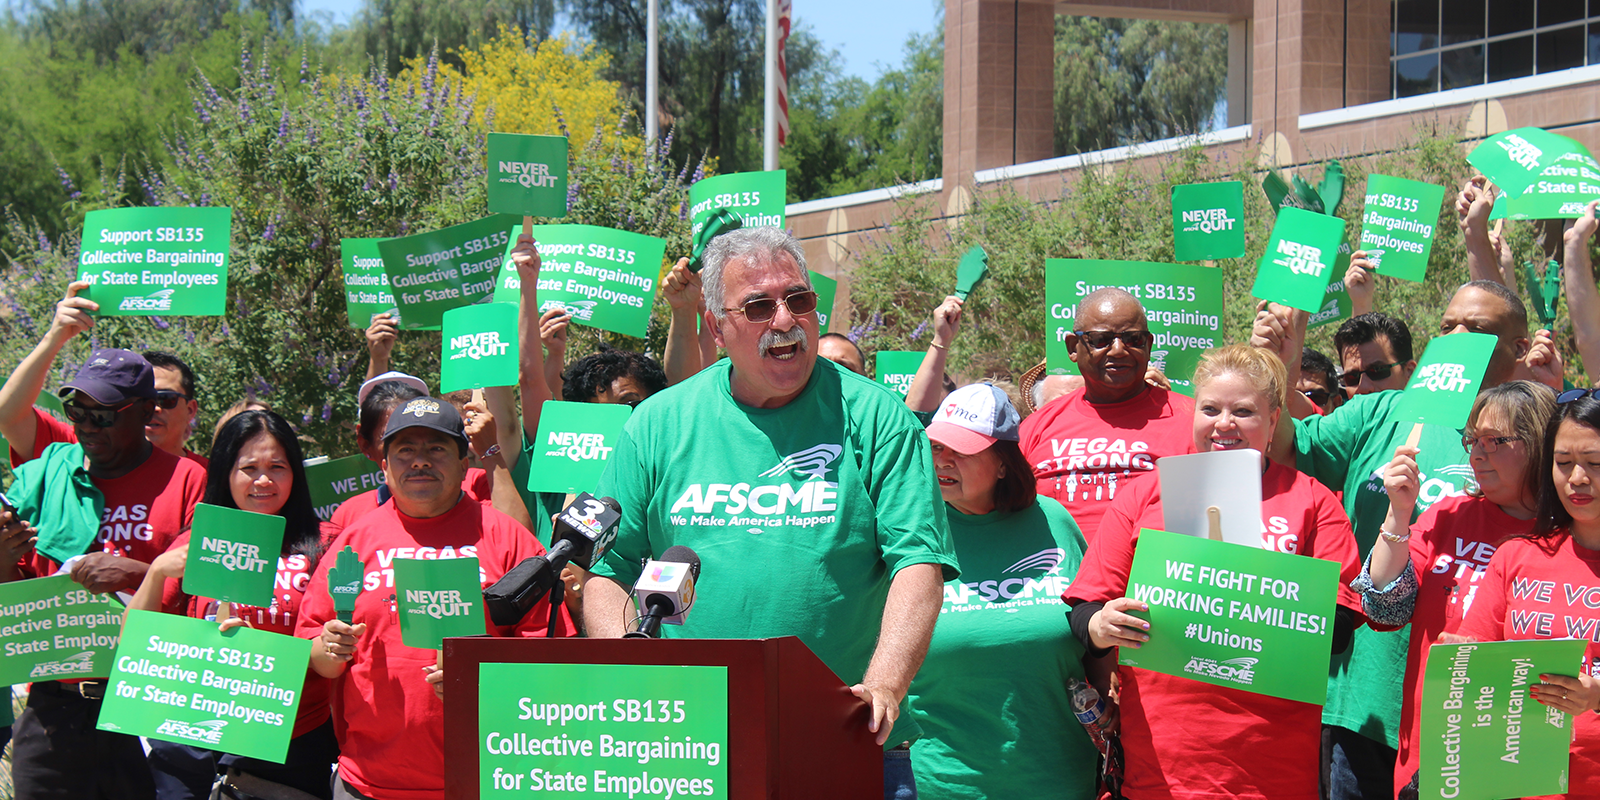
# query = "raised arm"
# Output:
<box><xmin>363</xmin><ymin>312</ymin><xmax>399</xmax><ymax>381</ymax></box>
<box><xmin>1345</xmin><ymin>253</ymin><xmax>1375</xmax><ymax>317</ymax></box>
<box><xmin>1456</xmin><ymin>176</ymin><xmax>1503</xmax><ymax>285</ymax></box>
<box><xmin>514</xmin><ymin>234</ymin><xmax>555</xmax><ymax>441</ymax></box>
<box><xmin>1249</xmin><ymin>300</ymin><xmax>1307</xmax><ymax>465</ymax></box>
<box><xmin>661</xmin><ymin>258</ymin><xmax>705</xmax><ymax>385</ymax></box>
<box><xmin>850</xmin><ymin>562</ymin><xmax>943</xmax><ymax>745</ymax></box>
<box><xmin>464</xmin><ymin>395</ymin><xmax>533</xmax><ymax>531</ymax></box>
<box><xmin>905</xmin><ymin>296</ymin><xmax>962</xmax><ymax>413</ymax></box>
<box><xmin>1565</xmin><ymin>201</ymin><xmax>1600</xmax><ymax>385</ymax></box>
<box><xmin>0</xmin><ymin>281</ymin><xmax>98</xmax><ymax>457</ymax></box>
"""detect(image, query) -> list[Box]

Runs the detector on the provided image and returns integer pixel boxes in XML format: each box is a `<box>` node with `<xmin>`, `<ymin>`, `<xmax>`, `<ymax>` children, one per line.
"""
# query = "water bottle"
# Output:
<box><xmin>1068</xmin><ymin>677</ymin><xmax>1112</xmax><ymax>755</ymax></box>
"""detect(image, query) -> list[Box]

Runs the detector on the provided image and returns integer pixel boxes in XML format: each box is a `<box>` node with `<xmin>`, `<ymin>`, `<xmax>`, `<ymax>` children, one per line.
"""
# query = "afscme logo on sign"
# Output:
<box><xmin>119</xmin><ymin>288</ymin><xmax>176</xmax><ymax>311</ymax></box>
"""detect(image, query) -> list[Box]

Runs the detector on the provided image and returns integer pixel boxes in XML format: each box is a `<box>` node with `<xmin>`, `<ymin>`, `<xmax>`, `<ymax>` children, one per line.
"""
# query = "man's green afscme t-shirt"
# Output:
<box><xmin>591</xmin><ymin>358</ymin><xmax>960</xmax><ymax>748</ymax></box>
<box><xmin>1295</xmin><ymin>390</ymin><xmax>1474</xmax><ymax>749</ymax></box>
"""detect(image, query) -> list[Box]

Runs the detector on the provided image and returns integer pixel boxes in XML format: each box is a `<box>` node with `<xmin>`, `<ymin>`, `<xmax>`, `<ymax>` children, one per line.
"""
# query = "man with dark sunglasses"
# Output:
<box><xmin>1253</xmin><ymin>279</ymin><xmax>1561</xmax><ymax>800</ymax></box>
<box><xmin>142</xmin><ymin>351</ymin><xmax>206</xmax><ymax>467</ymax></box>
<box><xmin>0</xmin><ymin>347</ymin><xmax>207</xmax><ymax>800</ymax></box>
<box><xmin>1018</xmin><ymin>287</ymin><xmax>1197</xmax><ymax>543</ymax></box>
<box><xmin>580</xmin><ymin>227</ymin><xmax>958</xmax><ymax>799</ymax></box>
<box><xmin>1332</xmin><ymin>311</ymin><xmax>1416</xmax><ymax>398</ymax></box>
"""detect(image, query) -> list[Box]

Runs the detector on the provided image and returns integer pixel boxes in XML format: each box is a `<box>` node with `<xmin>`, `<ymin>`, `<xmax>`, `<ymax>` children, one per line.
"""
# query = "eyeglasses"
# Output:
<box><xmin>1304</xmin><ymin>388</ymin><xmax>1332</xmax><ymax>408</ymax></box>
<box><xmin>154</xmin><ymin>390</ymin><xmax>190</xmax><ymax>410</ymax></box>
<box><xmin>1339</xmin><ymin>361</ymin><xmax>1404</xmax><ymax>387</ymax></box>
<box><xmin>1073</xmin><ymin>330</ymin><xmax>1154</xmax><ymax>351</ymax></box>
<box><xmin>724</xmin><ymin>290</ymin><xmax>819</xmax><ymax>323</ymax></box>
<box><xmin>62</xmin><ymin>399</ymin><xmax>139</xmax><ymax>429</ymax></box>
<box><xmin>1558</xmin><ymin>388</ymin><xmax>1600</xmax><ymax>404</ymax></box>
<box><xmin>1462</xmin><ymin>434</ymin><xmax>1521</xmax><ymax>454</ymax></box>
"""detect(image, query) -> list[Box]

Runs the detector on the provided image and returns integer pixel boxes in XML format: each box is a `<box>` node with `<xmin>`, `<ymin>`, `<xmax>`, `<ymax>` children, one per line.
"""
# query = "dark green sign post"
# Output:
<box><xmin>77</xmin><ymin>207</ymin><xmax>232</xmax><ymax>316</ymax></box>
<box><xmin>478</xmin><ymin>662</ymin><xmax>729</xmax><ymax>797</ymax></box>
<box><xmin>1420</xmin><ymin>639</ymin><xmax>1585</xmax><ymax>800</ymax></box>
<box><xmin>1120</xmin><ymin>529</ymin><xmax>1340</xmax><ymax>705</ymax></box>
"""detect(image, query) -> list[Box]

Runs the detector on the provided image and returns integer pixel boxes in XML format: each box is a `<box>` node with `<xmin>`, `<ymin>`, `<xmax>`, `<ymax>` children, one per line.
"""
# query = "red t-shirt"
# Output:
<box><xmin>1063</xmin><ymin>461</ymin><xmax>1363</xmax><ymax>800</ymax></box>
<box><xmin>10</xmin><ymin>405</ymin><xmax>210</xmax><ymax>469</ymax></box>
<box><xmin>323</xmin><ymin>467</ymin><xmax>494</xmax><ymax>538</ymax></box>
<box><xmin>295</xmin><ymin>497</ymin><xmax>576</xmax><ymax>800</ymax></box>
<box><xmin>1018</xmin><ymin>386</ymin><xmax>1195</xmax><ymax>542</ymax></box>
<box><xmin>14</xmin><ymin>409</ymin><xmax>207</xmax><ymax>578</ymax></box>
<box><xmin>1386</xmin><ymin>495</ymin><xmax>1528</xmax><ymax>797</ymax></box>
<box><xmin>161</xmin><ymin>527</ymin><xmax>337</xmax><ymax>738</ymax></box>
<box><xmin>1458</xmin><ymin>533</ymin><xmax>1600</xmax><ymax>800</ymax></box>
<box><xmin>183</xmin><ymin>449</ymin><xmax>209</xmax><ymax>469</ymax></box>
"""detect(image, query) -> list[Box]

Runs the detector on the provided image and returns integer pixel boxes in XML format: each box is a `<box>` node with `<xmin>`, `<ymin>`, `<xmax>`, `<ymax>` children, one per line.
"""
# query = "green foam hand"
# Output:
<box><xmin>1523</xmin><ymin>260</ymin><xmax>1563</xmax><ymax>325</ymax></box>
<box><xmin>688</xmin><ymin>208</ymin><xmax>744</xmax><ymax>273</ymax></box>
<box><xmin>328</xmin><ymin>545</ymin><xmax>364</xmax><ymax>625</ymax></box>
<box><xmin>953</xmin><ymin>245</ymin><xmax>989</xmax><ymax>300</ymax></box>
<box><xmin>1317</xmin><ymin>161</ymin><xmax>1346</xmax><ymax>216</ymax></box>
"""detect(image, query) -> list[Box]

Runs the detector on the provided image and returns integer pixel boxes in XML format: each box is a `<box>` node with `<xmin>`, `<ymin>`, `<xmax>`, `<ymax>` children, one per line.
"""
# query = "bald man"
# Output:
<box><xmin>1017</xmin><ymin>288</ymin><xmax>1196</xmax><ymax>541</ymax></box>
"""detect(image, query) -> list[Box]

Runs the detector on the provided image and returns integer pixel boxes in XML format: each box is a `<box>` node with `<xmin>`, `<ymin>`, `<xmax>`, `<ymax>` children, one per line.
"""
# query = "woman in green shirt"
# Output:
<box><xmin>906</xmin><ymin>381</ymin><xmax>1101</xmax><ymax>799</ymax></box>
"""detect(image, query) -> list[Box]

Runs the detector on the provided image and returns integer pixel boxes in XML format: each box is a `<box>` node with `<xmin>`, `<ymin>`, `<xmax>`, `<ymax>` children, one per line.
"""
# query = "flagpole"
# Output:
<box><xmin>646</xmin><ymin>0</ymin><xmax>659</xmax><ymax>143</ymax></box>
<box><xmin>763</xmin><ymin>0</ymin><xmax>778</xmax><ymax>171</ymax></box>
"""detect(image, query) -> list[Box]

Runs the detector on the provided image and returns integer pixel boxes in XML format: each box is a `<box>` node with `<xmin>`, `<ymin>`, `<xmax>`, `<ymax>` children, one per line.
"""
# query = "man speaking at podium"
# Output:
<box><xmin>583</xmin><ymin>227</ymin><xmax>959</xmax><ymax>797</ymax></box>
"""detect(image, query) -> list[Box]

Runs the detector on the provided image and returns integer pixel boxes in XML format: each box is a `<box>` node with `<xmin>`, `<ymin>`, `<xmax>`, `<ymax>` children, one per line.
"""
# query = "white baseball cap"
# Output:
<box><xmin>357</xmin><ymin>371</ymin><xmax>429</xmax><ymax>405</ymax></box>
<box><xmin>925</xmin><ymin>383</ymin><xmax>1020</xmax><ymax>455</ymax></box>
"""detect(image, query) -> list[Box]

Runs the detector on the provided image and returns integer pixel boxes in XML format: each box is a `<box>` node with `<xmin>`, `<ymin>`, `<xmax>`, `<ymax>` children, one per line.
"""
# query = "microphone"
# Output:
<box><xmin>483</xmin><ymin>494</ymin><xmax>621</xmax><ymax>626</ymax></box>
<box><xmin>623</xmin><ymin>545</ymin><xmax>701</xmax><ymax>639</ymax></box>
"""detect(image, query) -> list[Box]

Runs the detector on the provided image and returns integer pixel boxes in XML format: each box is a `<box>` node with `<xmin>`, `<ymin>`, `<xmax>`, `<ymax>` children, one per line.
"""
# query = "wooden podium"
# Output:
<box><xmin>442</xmin><ymin>636</ymin><xmax>883</xmax><ymax>799</ymax></box>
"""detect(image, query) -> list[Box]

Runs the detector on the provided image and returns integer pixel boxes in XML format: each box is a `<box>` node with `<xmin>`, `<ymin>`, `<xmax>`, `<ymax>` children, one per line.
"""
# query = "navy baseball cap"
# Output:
<box><xmin>59</xmin><ymin>349</ymin><xmax>157</xmax><ymax>406</ymax></box>
<box><xmin>382</xmin><ymin>395</ymin><xmax>469</xmax><ymax>450</ymax></box>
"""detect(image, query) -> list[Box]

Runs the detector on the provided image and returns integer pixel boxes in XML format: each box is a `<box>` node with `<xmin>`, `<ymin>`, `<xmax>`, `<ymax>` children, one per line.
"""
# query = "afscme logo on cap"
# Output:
<box><xmin>403</xmin><ymin>398</ymin><xmax>441</xmax><ymax>417</ymax></box>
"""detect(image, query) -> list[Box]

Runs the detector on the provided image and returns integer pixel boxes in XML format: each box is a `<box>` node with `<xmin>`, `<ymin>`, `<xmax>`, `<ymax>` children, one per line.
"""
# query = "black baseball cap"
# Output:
<box><xmin>382</xmin><ymin>396</ymin><xmax>469</xmax><ymax>450</ymax></box>
<box><xmin>59</xmin><ymin>349</ymin><xmax>157</xmax><ymax>406</ymax></box>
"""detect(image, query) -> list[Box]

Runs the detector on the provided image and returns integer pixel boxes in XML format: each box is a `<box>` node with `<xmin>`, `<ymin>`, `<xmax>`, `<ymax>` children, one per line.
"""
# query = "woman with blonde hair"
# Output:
<box><xmin>1063</xmin><ymin>344</ymin><xmax>1363</xmax><ymax>799</ymax></box>
<box><xmin>1354</xmin><ymin>380</ymin><xmax>1555</xmax><ymax>797</ymax></box>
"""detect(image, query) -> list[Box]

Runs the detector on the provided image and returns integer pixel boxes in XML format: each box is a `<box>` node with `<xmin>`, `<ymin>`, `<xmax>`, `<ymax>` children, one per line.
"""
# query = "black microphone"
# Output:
<box><xmin>483</xmin><ymin>494</ymin><xmax>622</xmax><ymax>626</ymax></box>
<box><xmin>623</xmin><ymin>545</ymin><xmax>701</xmax><ymax>639</ymax></box>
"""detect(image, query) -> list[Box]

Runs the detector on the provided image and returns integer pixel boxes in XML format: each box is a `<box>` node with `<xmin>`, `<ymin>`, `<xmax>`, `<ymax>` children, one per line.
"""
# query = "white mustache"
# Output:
<box><xmin>759</xmin><ymin>327</ymin><xmax>807</xmax><ymax>356</ymax></box>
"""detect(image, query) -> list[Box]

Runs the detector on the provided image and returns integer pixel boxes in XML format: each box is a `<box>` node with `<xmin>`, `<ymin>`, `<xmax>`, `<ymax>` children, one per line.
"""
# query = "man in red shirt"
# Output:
<box><xmin>298</xmin><ymin>396</ymin><xmax>574</xmax><ymax>800</ymax></box>
<box><xmin>142</xmin><ymin>351</ymin><xmax>207</xmax><ymax>466</ymax></box>
<box><xmin>1018</xmin><ymin>288</ymin><xmax>1196</xmax><ymax>541</ymax></box>
<box><xmin>0</xmin><ymin>348</ymin><xmax>207</xmax><ymax>800</ymax></box>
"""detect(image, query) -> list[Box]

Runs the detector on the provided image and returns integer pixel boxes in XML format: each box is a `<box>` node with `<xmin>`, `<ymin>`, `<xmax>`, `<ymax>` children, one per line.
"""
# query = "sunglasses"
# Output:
<box><xmin>1304</xmin><ymin>388</ymin><xmax>1332</xmax><ymax>408</ymax></box>
<box><xmin>1339</xmin><ymin>361</ymin><xmax>1404</xmax><ymax>387</ymax></box>
<box><xmin>155</xmin><ymin>390</ymin><xmax>190</xmax><ymax>410</ymax></box>
<box><xmin>1558</xmin><ymin>388</ymin><xmax>1600</xmax><ymax>404</ymax></box>
<box><xmin>724</xmin><ymin>290</ymin><xmax>819</xmax><ymax>323</ymax></box>
<box><xmin>1074</xmin><ymin>330</ymin><xmax>1154</xmax><ymax>351</ymax></box>
<box><xmin>62</xmin><ymin>399</ymin><xmax>139</xmax><ymax>429</ymax></box>
<box><xmin>1462</xmin><ymin>434</ymin><xmax>1520</xmax><ymax>454</ymax></box>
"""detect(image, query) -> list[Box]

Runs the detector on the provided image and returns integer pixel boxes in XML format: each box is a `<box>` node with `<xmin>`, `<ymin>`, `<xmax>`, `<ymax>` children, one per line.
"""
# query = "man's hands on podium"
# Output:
<box><xmin>848</xmin><ymin>680</ymin><xmax>905</xmax><ymax>747</ymax></box>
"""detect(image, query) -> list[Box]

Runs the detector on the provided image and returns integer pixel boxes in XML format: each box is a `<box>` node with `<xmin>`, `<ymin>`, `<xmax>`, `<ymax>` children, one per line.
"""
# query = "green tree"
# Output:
<box><xmin>1054</xmin><ymin>17</ymin><xmax>1228</xmax><ymax>156</ymax></box>
<box><xmin>353</xmin><ymin>0</ymin><xmax>557</xmax><ymax>74</ymax></box>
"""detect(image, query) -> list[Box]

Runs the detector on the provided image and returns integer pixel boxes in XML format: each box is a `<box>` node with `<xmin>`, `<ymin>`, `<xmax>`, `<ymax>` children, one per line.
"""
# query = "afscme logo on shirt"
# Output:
<box><xmin>670</xmin><ymin>443</ymin><xmax>843</xmax><ymax>518</ymax></box>
<box><xmin>1003</xmin><ymin>548</ymin><xmax>1066</xmax><ymax>574</ymax></box>
<box><xmin>757</xmin><ymin>444</ymin><xmax>842</xmax><ymax>481</ymax></box>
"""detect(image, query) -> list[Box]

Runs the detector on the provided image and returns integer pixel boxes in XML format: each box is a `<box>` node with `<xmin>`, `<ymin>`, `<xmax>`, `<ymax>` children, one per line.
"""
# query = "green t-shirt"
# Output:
<box><xmin>512</xmin><ymin>429</ymin><xmax>576</xmax><ymax>546</ymax></box>
<box><xmin>1295</xmin><ymin>390</ymin><xmax>1474</xmax><ymax>748</ymax></box>
<box><xmin>591</xmin><ymin>358</ymin><xmax>959</xmax><ymax>748</ymax></box>
<box><xmin>908</xmin><ymin>497</ymin><xmax>1098</xmax><ymax>800</ymax></box>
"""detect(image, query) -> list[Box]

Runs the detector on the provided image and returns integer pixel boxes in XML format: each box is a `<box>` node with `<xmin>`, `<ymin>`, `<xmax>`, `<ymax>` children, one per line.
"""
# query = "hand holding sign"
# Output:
<box><xmin>688</xmin><ymin>208</ymin><xmax>743</xmax><ymax>273</ymax></box>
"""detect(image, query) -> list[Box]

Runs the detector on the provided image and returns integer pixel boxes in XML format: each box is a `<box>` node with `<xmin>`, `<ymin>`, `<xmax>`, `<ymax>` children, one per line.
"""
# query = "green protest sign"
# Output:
<box><xmin>1253</xmin><ymin>206</ymin><xmax>1346</xmax><ymax>313</ymax></box>
<box><xmin>491</xmin><ymin>224</ymin><xmax>667</xmax><ymax>339</ymax></box>
<box><xmin>1308</xmin><ymin>238</ymin><xmax>1356</xmax><ymax>330</ymax></box>
<box><xmin>1043</xmin><ymin>260</ymin><xmax>1224</xmax><ymax>395</ymax></box>
<box><xmin>810</xmin><ymin>271</ymin><xmax>837</xmax><ymax>335</ymax></box>
<box><xmin>340</xmin><ymin>238</ymin><xmax>399</xmax><ymax>329</ymax></box>
<box><xmin>478</xmin><ymin>662</ymin><xmax>729</xmax><ymax>797</ymax></box>
<box><xmin>394</xmin><ymin>557</ymin><xmax>485</xmax><ymax>649</ymax></box>
<box><xmin>688</xmin><ymin>170</ymin><xmax>786</xmax><ymax>240</ymax></box>
<box><xmin>0</xmin><ymin>575</ymin><xmax>124</xmax><ymax>685</ymax></box>
<box><xmin>1171</xmin><ymin>181</ymin><xmax>1245</xmax><ymax>261</ymax></box>
<box><xmin>1469</xmin><ymin>127</ymin><xmax>1594</xmax><ymax>195</ymax></box>
<box><xmin>1120</xmin><ymin>528</ymin><xmax>1339</xmax><ymax>705</ymax></box>
<box><xmin>875</xmin><ymin>351</ymin><xmax>924</xmax><ymax>396</ymax></box>
<box><xmin>77</xmin><ymin>207</ymin><xmax>231</xmax><ymax>316</ymax></box>
<box><xmin>1420</xmin><ymin>639</ymin><xmax>1585</xmax><ymax>800</ymax></box>
<box><xmin>1386</xmin><ymin>332</ymin><xmax>1496</xmax><ymax>429</ymax></box>
<box><xmin>524</xmin><ymin>400</ymin><xmax>632</xmax><ymax>496</ymax></box>
<box><xmin>442</xmin><ymin>303</ymin><xmax>519</xmax><ymax>392</ymax></box>
<box><xmin>182</xmin><ymin>503</ymin><xmax>285</xmax><ymax>607</ymax></box>
<box><xmin>305</xmin><ymin>454</ymin><xmax>385</xmax><ymax>522</ymax></box>
<box><xmin>1489</xmin><ymin>149</ymin><xmax>1600</xmax><ymax>220</ymax></box>
<box><xmin>486</xmin><ymin>133</ymin><xmax>568</xmax><ymax>219</ymax></box>
<box><xmin>98</xmin><ymin>610</ymin><xmax>310</xmax><ymax>762</ymax></box>
<box><xmin>378</xmin><ymin>215</ymin><xmax>512</xmax><ymax>330</ymax></box>
<box><xmin>1359</xmin><ymin>175</ymin><xmax>1447</xmax><ymax>282</ymax></box>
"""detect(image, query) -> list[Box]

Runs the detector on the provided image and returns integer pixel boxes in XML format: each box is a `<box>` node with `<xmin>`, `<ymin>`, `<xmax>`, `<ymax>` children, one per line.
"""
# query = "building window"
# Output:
<box><xmin>1391</xmin><ymin>0</ymin><xmax>1600</xmax><ymax>97</ymax></box>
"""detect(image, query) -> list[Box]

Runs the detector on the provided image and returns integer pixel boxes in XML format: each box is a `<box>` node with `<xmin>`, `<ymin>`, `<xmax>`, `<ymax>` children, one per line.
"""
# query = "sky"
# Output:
<box><xmin>298</xmin><ymin>0</ymin><xmax>941</xmax><ymax>82</ymax></box>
